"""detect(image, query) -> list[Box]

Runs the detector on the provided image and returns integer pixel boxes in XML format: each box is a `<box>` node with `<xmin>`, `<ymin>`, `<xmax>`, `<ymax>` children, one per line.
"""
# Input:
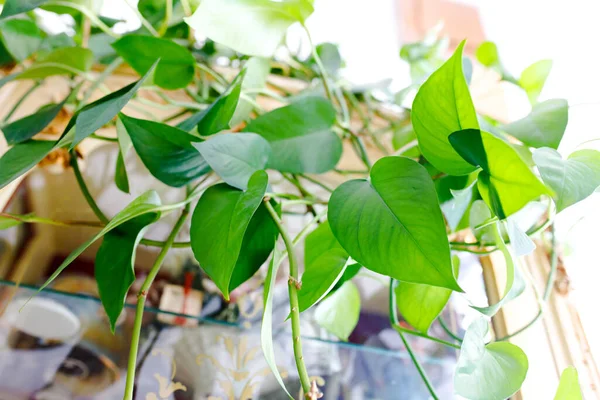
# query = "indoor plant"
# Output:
<box><xmin>0</xmin><ymin>0</ymin><xmax>592</xmax><ymax>399</ymax></box>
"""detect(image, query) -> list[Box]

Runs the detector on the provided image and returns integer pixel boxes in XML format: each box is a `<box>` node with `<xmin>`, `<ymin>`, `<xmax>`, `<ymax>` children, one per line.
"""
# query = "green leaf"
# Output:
<box><xmin>391</xmin><ymin>125</ymin><xmax>420</xmax><ymax>158</ymax></box>
<box><xmin>0</xmin><ymin>19</ymin><xmax>43</xmax><ymax>61</ymax></box>
<box><xmin>314</xmin><ymin>43</ymin><xmax>342</xmax><ymax>76</ymax></box>
<box><xmin>190</xmin><ymin>171</ymin><xmax>277</xmax><ymax>299</ymax></box>
<box><xmin>395</xmin><ymin>255</ymin><xmax>460</xmax><ymax>333</ymax></box>
<box><xmin>520</xmin><ymin>59</ymin><xmax>552</xmax><ymax>104</ymax></box>
<box><xmin>503</xmin><ymin>99</ymin><xmax>568</xmax><ymax>149</ymax></box>
<box><xmin>449</xmin><ymin>129</ymin><xmax>550</xmax><ymax>219</ymax></box>
<box><xmin>115</xmin><ymin>118</ymin><xmax>132</xmax><ymax>193</ymax></box>
<box><xmin>506</xmin><ymin>218</ymin><xmax>535</xmax><ymax>257</ymax></box>
<box><xmin>95</xmin><ymin>213</ymin><xmax>159</xmax><ymax>331</ymax></box>
<box><xmin>297</xmin><ymin>221</ymin><xmax>350</xmax><ymax>313</ymax></box>
<box><xmin>119</xmin><ymin>113</ymin><xmax>209</xmax><ymax>188</ymax></box>
<box><xmin>455</xmin><ymin>318</ymin><xmax>528</xmax><ymax>400</ymax></box>
<box><xmin>412</xmin><ymin>40</ymin><xmax>480</xmax><ymax>176</ymax></box>
<box><xmin>328</xmin><ymin>156</ymin><xmax>461</xmax><ymax>291</ymax></box>
<box><xmin>194</xmin><ymin>133</ymin><xmax>271</xmax><ymax>190</ymax></box>
<box><xmin>71</xmin><ymin>63</ymin><xmax>157</xmax><ymax>147</ymax></box>
<box><xmin>185</xmin><ymin>0</ymin><xmax>314</xmax><ymax>57</ymax></box>
<box><xmin>36</xmin><ymin>191</ymin><xmax>168</xmax><ymax>293</ymax></box>
<box><xmin>112</xmin><ymin>35</ymin><xmax>195</xmax><ymax>90</ymax></box>
<box><xmin>244</xmin><ymin>97</ymin><xmax>341</xmax><ymax>174</ymax></box>
<box><xmin>17</xmin><ymin>47</ymin><xmax>93</xmax><ymax>80</ymax></box>
<box><xmin>533</xmin><ymin>148</ymin><xmax>600</xmax><ymax>212</ymax></box>
<box><xmin>261</xmin><ymin>249</ymin><xmax>293</xmax><ymax>399</ymax></box>
<box><xmin>469</xmin><ymin>200</ymin><xmax>495</xmax><ymax>242</ymax></box>
<box><xmin>2</xmin><ymin>97</ymin><xmax>69</xmax><ymax>145</ymax></box>
<box><xmin>195</xmin><ymin>71</ymin><xmax>245</xmax><ymax>136</ymax></box>
<box><xmin>441</xmin><ymin>179</ymin><xmax>476</xmax><ymax>232</ymax></box>
<box><xmin>332</xmin><ymin>263</ymin><xmax>361</xmax><ymax>291</ymax></box>
<box><xmin>314</xmin><ymin>281</ymin><xmax>360</xmax><ymax>341</ymax></box>
<box><xmin>231</xmin><ymin>57</ymin><xmax>271</xmax><ymax>126</ymax></box>
<box><xmin>554</xmin><ymin>366</ymin><xmax>582</xmax><ymax>400</ymax></box>
<box><xmin>0</xmin><ymin>140</ymin><xmax>55</xmax><ymax>189</ymax></box>
<box><xmin>476</xmin><ymin>41</ymin><xmax>500</xmax><ymax>67</ymax></box>
<box><xmin>0</xmin><ymin>0</ymin><xmax>49</xmax><ymax>19</ymax></box>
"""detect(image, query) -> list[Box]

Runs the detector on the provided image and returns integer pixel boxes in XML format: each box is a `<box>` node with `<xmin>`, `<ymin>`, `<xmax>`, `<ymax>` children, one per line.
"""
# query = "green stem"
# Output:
<box><xmin>79</xmin><ymin>57</ymin><xmax>123</xmax><ymax>107</ymax></box>
<box><xmin>263</xmin><ymin>200</ymin><xmax>311</xmax><ymax>395</ymax></box>
<box><xmin>124</xmin><ymin>0</ymin><xmax>159</xmax><ymax>36</ymax></box>
<box><xmin>123</xmin><ymin>205</ymin><xmax>189</xmax><ymax>400</ymax></box>
<box><xmin>46</xmin><ymin>1</ymin><xmax>119</xmax><ymax>38</ymax></box>
<box><xmin>303</xmin><ymin>25</ymin><xmax>334</xmax><ymax>104</ymax></box>
<box><xmin>157</xmin><ymin>0</ymin><xmax>173</xmax><ymax>36</ymax></box>
<box><xmin>0</xmin><ymin>213</ymin><xmax>103</xmax><ymax>228</ymax></box>
<box><xmin>139</xmin><ymin>239</ymin><xmax>191</xmax><ymax>248</ymax></box>
<box><xmin>2</xmin><ymin>81</ymin><xmax>42</xmax><ymax>123</ymax></box>
<box><xmin>70</xmin><ymin>152</ymin><xmax>110</xmax><ymax>224</ymax></box>
<box><xmin>438</xmin><ymin>317</ymin><xmax>463</xmax><ymax>343</ymax></box>
<box><xmin>393</xmin><ymin>324</ymin><xmax>461</xmax><ymax>350</ymax></box>
<box><xmin>298</xmin><ymin>174</ymin><xmax>333</xmax><ymax>193</ymax></box>
<box><xmin>90</xmin><ymin>133</ymin><xmax>118</xmax><ymax>142</ymax></box>
<box><xmin>389</xmin><ymin>278</ymin><xmax>440</xmax><ymax>400</ymax></box>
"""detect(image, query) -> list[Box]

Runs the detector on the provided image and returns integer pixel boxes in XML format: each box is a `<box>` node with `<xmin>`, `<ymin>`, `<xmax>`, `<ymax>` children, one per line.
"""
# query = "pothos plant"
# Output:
<box><xmin>0</xmin><ymin>0</ymin><xmax>592</xmax><ymax>399</ymax></box>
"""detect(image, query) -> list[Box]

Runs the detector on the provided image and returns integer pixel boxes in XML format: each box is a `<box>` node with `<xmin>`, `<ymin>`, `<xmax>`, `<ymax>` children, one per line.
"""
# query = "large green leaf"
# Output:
<box><xmin>520</xmin><ymin>59</ymin><xmax>552</xmax><ymax>104</ymax></box>
<box><xmin>70</xmin><ymin>63</ymin><xmax>156</xmax><ymax>147</ymax></box>
<box><xmin>503</xmin><ymin>99</ymin><xmax>568</xmax><ymax>149</ymax></box>
<box><xmin>95</xmin><ymin>213</ymin><xmax>159</xmax><ymax>331</ymax></box>
<box><xmin>455</xmin><ymin>318</ymin><xmax>528</xmax><ymax>400</ymax></box>
<box><xmin>2</xmin><ymin>96</ymin><xmax>69</xmax><ymax>145</ymax></box>
<box><xmin>0</xmin><ymin>19</ymin><xmax>43</xmax><ymax>61</ymax></box>
<box><xmin>534</xmin><ymin>148</ymin><xmax>600</xmax><ymax>212</ymax></box>
<box><xmin>0</xmin><ymin>140</ymin><xmax>55</xmax><ymax>189</ymax></box>
<box><xmin>17</xmin><ymin>47</ymin><xmax>93</xmax><ymax>80</ymax></box>
<box><xmin>0</xmin><ymin>0</ymin><xmax>49</xmax><ymax>19</ymax></box>
<box><xmin>314</xmin><ymin>281</ymin><xmax>360</xmax><ymax>341</ymax></box>
<box><xmin>450</xmin><ymin>129</ymin><xmax>550</xmax><ymax>219</ymax></box>
<box><xmin>231</xmin><ymin>57</ymin><xmax>271</xmax><ymax>125</ymax></box>
<box><xmin>395</xmin><ymin>255</ymin><xmax>459</xmax><ymax>333</ymax></box>
<box><xmin>554</xmin><ymin>366</ymin><xmax>582</xmax><ymax>400</ymax></box>
<box><xmin>185</xmin><ymin>0</ymin><xmax>314</xmax><ymax>57</ymax></box>
<box><xmin>114</xmin><ymin>118</ymin><xmax>132</xmax><ymax>193</ymax></box>
<box><xmin>195</xmin><ymin>71</ymin><xmax>245</xmax><ymax>136</ymax></box>
<box><xmin>298</xmin><ymin>221</ymin><xmax>350</xmax><ymax>313</ymax></box>
<box><xmin>412</xmin><ymin>41</ymin><xmax>480</xmax><ymax>176</ymax></box>
<box><xmin>119</xmin><ymin>114</ymin><xmax>209</xmax><ymax>187</ymax></box>
<box><xmin>112</xmin><ymin>35</ymin><xmax>195</xmax><ymax>90</ymax></box>
<box><xmin>328</xmin><ymin>156</ymin><xmax>460</xmax><ymax>291</ymax></box>
<box><xmin>244</xmin><ymin>97</ymin><xmax>341</xmax><ymax>174</ymax></box>
<box><xmin>190</xmin><ymin>171</ymin><xmax>277</xmax><ymax>299</ymax></box>
<box><xmin>194</xmin><ymin>133</ymin><xmax>270</xmax><ymax>190</ymax></box>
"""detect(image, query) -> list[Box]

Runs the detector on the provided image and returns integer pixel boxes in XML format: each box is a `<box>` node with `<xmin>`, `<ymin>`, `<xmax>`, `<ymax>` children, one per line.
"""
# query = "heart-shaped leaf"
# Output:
<box><xmin>0</xmin><ymin>140</ymin><xmax>55</xmax><ymax>189</ymax></box>
<box><xmin>190</xmin><ymin>171</ymin><xmax>278</xmax><ymax>299</ymax></box>
<box><xmin>520</xmin><ymin>59</ymin><xmax>552</xmax><ymax>104</ymax></box>
<box><xmin>17</xmin><ymin>47</ymin><xmax>93</xmax><ymax>80</ymax></box>
<box><xmin>112</xmin><ymin>35</ymin><xmax>195</xmax><ymax>90</ymax></box>
<box><xmin>0</xmin><ymin>19</ymin><xmax>43</xmax><ymax>61</ymax></box>
<box><xmin>454</xmin><ymin>318</ymin><xmax>528</xmax><ymax>400</ymax></box>
<box><xmin>194</xmin><ymin>133</ymin><xmax>271</xmax><ymax>190</ymax></box>
<box><xmin>450</xmin><ymin>129</ymin><xmax>550</xmax><ymax>219</ymax></box>
<box><xmin>119</xmin><ymin>114</ymin><xmax>210</xmax><ymax>187</ymax></box>
<box><xmin>298</xmin><ymin>221</ymin><xmax>350</xmax><ymax>313</ymax></box>
<box><xmin>412</xmin><ymin>40</ymin><xmax>480</xmax><ymax>176</ymax></box>
<box><xmin>194</xmin><ymin>71</ymin><xmax>245</xmax><ymax>136</ymax></box>
<box><xmin>244</xmin><ymin>97</ymin><xmax>341</xmax><ymax>174</ymax></box>
<box><xmin>185</xmin><ymin>0</ymin><xmax>314</xmax><ymax>57</ymax></box>
<box><xmin>114</xmin><ymin>118</ymin><xmax>132</xmax><ymax>193</ymax></box>
<box><xmin>0</xmin><ymin>0</ymin><xmax>49</xmax><ymax>20</ymax></box>
<box><xmin>314</xmin><ymin>281</ymin><xmax>360</xmax><ymax>341</ymax></box>
<box><xmin>328</xmin><ymin>156</ymin><xmax>460</xmax><ymax>291</ymax></box>
<box><xmin>533</xmin><ymin>148</ymin><xmax>600</xmax><ymax>212</ymax></box>
<box><xmin>95</xmin><ymin>213</ymin><xmax>159</xmax><ymax>331</ymax></box>
<box><xmin>503</xmin><ymin>99</ymin><xmax>568</xmax><ymax>149</ymax></box>
<box><xmin>555</xmin><ymin>366</ymin><xmax>582</xmax><ymax>400</ymax></box>
<box><xmin>395</xmin><ymin>255</ymin><xmax>460</xmax><ymax>333</ymax></box>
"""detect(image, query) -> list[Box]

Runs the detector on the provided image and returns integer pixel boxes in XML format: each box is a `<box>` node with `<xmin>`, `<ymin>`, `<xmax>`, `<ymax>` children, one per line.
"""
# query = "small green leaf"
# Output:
<box><xmin>245</xmin><ymin>97</ymin><xmax>341</xmax><ymax>174</ymax></box>
<box><xmin>0</xmin><ymin>0</ymin><xmax>49</xmax><ymax>19</ymax></box>
<box><xmin>554</xmin><ymin>366</ymin><xmax>582</xmax><ymax>400</ymax></box>
<box><xmin>412</xmin><ymin>40</ymin><xmax>480</xmax><ymax>176</ymax></box>
<box><xmin>70</xmin><ymin>63</ymin><xmax>157</xmax><ymax>147</ymax></box>
<box><xmin>455</xmin><ymin>318</ymin><xmax>528</xmax><ymax>400</ymax></box>
<box><xmin>0</xmin><ymin>140</ymin><xmax>55</xmax><ymax>189</ymax></box>
<box><xmin>185</xmin><ymin>0</ymin><xmax>314</xmax><ymax>57</ymax></box>
<box><xmin>328</xmin><ymin>156</ymin><xmax>460</xmax><ymax>291</ymax></box>
<box><xmin>314</xmin><ymin>281</ymin><xmax>360</xmax><ymax>341</ymax></box>
<box><xmin>194</xmin><ymin>133</ymin><xmax>271</xmax><ymax>190</ymax></box>
<box><xmin>114</xmin><ymin>118</ymin><xmax>132</xmax><ymax>193</ymax></box>
<box><xmin>450</xmin><ymin>129</ymin><xmax>550</xmax><ymax>219</ymax></box>
<box><xmin>298</xmin><ymin>221</ymin><xmax>350</xmax><ymax>313</ymax></box>
<box><xmin>476</xmin><ymin>41</ymin><xmax>500</xmax><ymax>67</ymax></box>
<box><xmin>533</xmin><ymin>148</ymin><xmax>600</xmax><ymax>212</ymax></box>
<box><xmin>17</xmin><ymin>47</ymin><xmax>93</xmax><ymax>80</ymax></box>
<box><xmin>520</xmin><ymin>59</ymin><xmax>553</xmax><ymax>104</ymax></box>
<box><xmin>190</xmin><ymin>171</ymin><xmax>278</xmax><ymax>299</ymax></box>
<box><xmin>95</xmin><ymin>213</ymin><xmax>159</xmax><ymax>331</ymax></box>
<box><xmin>395</xmin><ymin>255</ymin><xmax>460</xmax><ymax>333</ymax></box>
<box><xmin>119</xmin><ymin>114</ymin><xmax>209</xmax><ymax>188</ymax></box>
<box><xmin>441</xmin><ymin>179</ymin><xmax>476</xmax><ymax>232</ymax></box>
<box><xmin>112</xmin><ymin>35</ymin><xmax>195</xmax><ymax>90</ymax></box>
<box><xmin>0</xmin><ymin>19</ymin><xmax>43</xmax><ymax>61</ymax></box>
<box><xmin>2</xmin><ymin>97</ymin><xmax>69</xmax><ymax>145</ymax></box>
<box><xmin>231</xmin><ymin>57</ymin><xmax>271</xmax><ymax>126</ymax></box>
<box><xmin>506</xmin><ymin>218</ymin><xmax>535</xmax><ymax>257</ymax></box>
<box><xmin>503</xmin><ymin>99</ymin><xmax>568</xmax><ymax>149</ymax></box>
<box><xmin>314</xmin><ymin>43</ymin><xmax>342</xmax><ymax>76</ymax></box>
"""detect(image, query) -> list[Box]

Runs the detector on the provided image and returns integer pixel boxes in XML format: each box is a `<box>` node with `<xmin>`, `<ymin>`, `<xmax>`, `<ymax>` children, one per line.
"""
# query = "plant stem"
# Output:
<box><xmin>303</xmin><ymin>25</ymin><xmax>334</xmax><ymax>104</ymax></box>
<box><xmin>157</xmin><ymin>0</ymin><xmax>173</xmax><ymax>36</ymax></box>
<box><xmin>389</xmin><ymin>278</ymin><xmax>440</xmax><ymax>400</ymax></box>
<box><xmin>2</xmin><ymin>81</ymin><xmax>42</xmax><ymax>123</ymax></box>
<box><xmin>263</xmin><ymin>200</ymin><xmax>311</xmax><ymax>395</ymax></box>
<box><xmin>0</xmin><ymin>213</ymin><xmax>103</xmax><ymax>228</ymax></box>
<box><xmin>393</xmin><ymin>324</ymin><xmax>461</xmax><ymax>350</ymax></box>
<box><xmin>298</xmin><ymin>174</ymin><xmax>333</xmax><ymax>193</ymax></box>
<box><xmin>139</xmin><ymin>239</ymin><xmax>191</xmax><ymax>248</ymax></box>
<box><xmin>70</xmin><ymin>152</ymin><xmax>110</xmax><ymax>224</ymax></box>
<box><xmin>123</xmin><ymin>205</ymin><xmax>189</xmax><ymax>400</ymax></box>
<box><xmin>46</xmin><ymin>1</ymin><xmax>119</xmax><ymax>38</ymax></box>
<box><xmin>438</xmin><ymin>317</ymin><xmax>463</xmax><ymax>343</ymax></box>
<box><xmin>90</xmin><ymin>133</ymin><xmax>118</xmax><ymax>142</ymax></box>
<box><xmin>125</xmin><ymin>0</ymin><xmax>159</xmax><ymax>37</ymax></box>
